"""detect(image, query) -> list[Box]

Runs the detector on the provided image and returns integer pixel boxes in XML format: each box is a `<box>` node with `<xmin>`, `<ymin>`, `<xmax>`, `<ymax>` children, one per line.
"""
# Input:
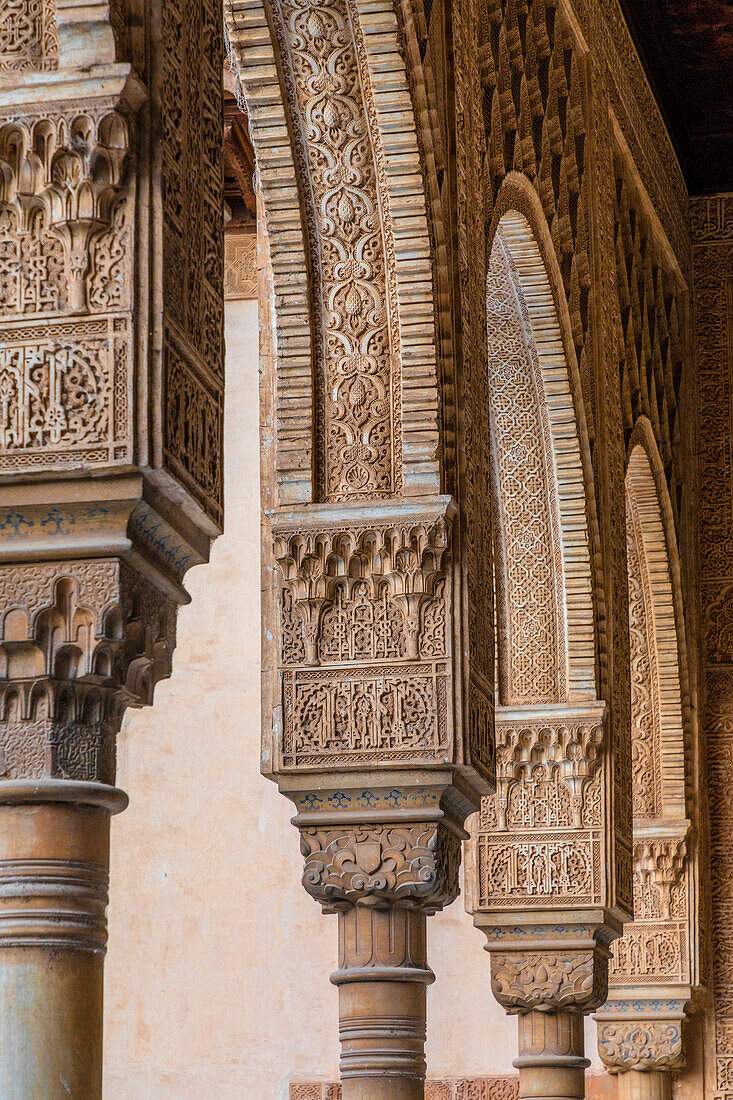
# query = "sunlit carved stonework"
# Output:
<box><xmin>2</xmin><ymin>0</ymin><xmax>726</xmax><ymax>1090</ymax></box>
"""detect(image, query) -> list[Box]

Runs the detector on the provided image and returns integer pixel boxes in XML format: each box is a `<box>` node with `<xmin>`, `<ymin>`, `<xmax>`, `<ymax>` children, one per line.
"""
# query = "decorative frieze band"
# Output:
<box><xmin>290</xmin><ymin>1079</ymin><xmax>520</xmax><ymax>1100</ymax></box>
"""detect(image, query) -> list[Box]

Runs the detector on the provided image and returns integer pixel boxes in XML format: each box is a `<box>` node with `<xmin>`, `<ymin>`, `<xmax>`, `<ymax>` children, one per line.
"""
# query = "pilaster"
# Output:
<box><xmin>0</xmin><ymin>0</ymin><xmax>224</xmax><ymax>1089</ymax></box>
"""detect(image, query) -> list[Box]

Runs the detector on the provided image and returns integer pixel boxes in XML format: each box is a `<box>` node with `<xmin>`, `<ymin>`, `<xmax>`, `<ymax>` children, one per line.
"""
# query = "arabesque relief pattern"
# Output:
<box><xmin>222</xmin><ymin>0</ymin><xmax>709</xmax><ymax>1094</ymax></box>
<box><xmin>290</xmin><ymin>1079</ymin><xmax>520</xmax><ymax>1100</ymax></box>
<box><xmin>0</xmin><ymin>0</ymin><xmax>57</xmax><ymax>71</ymax></box>
<box><xmin>275</xmin><ymin>515</ymin><xmax>451</xmax><ymax>770</ymax></box>
<box><xmin>161</xmin><ymin>0</ymin><xmax>224</xmax><ymax>524</ymax></box>
<box><xmin>0</xmin><ymin>108</ymin><xmax>134</xmax><ymax>471</ymax></box>
<box><xmin>268</xmin><ymin>0</ymin><xmax>400</xmax><ymax>501</ymax></box>
<box><xmin>693</xmin><ymin>194</ymin><xmax>733</xmax><ymax>1100</ymax></box>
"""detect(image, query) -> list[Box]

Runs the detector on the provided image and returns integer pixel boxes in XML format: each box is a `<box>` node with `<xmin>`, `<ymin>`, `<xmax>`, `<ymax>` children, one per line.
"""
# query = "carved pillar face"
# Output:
<box><xmin>225</xmin><ymin>0</ymin><xmax>495</xmax><ymax>869</ymax></box>
<box><xmin>0</xmin><ymin>0</ymin><xmax>224</xmax><ymax>1091</ymax></box>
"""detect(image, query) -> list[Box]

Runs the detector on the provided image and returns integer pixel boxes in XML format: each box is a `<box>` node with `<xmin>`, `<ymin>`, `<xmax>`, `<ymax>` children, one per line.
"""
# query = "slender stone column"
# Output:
<box><xmin>616</xmin><ymin>1071</ymin><xmax>671</xmax><ymax>1100</ymax></box>
<box><xmin>0</xmin><ymin>787</ymin><xmax>124</xmax><ymax>1099</ymax></box>
<box><xmin>297</xmin><ymin>786</ymin><xmax>464</xmax><ymax>1098</ymax></box>
<box><xmin>484</xmin><ymin>928</ymin><xmax>612</xmax><ymax>1100</ymax></box>
<box><xmin>334</xmin><ymin>905</ymin><xmax>432</xmax><ymax>1098</ymax></box>
<box><xmin>225</xmin><ymin>1</ymin><xmax>495</xmax><ymax>1088</ymax></box>
<box><xmin>515</xmin><ymin>1011</ymin><xmax>587</xmax><ymax>1100</ymax></box>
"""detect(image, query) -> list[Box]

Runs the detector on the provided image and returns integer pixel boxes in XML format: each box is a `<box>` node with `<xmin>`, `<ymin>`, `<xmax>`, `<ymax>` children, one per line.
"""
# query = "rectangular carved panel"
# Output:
<box><xmin>0</xmin><ymin>317</ymin><xmax>132</xmax><ymax>471</ymax></box>
<box><xmin>282</xmin><ymin>663</ymin><xmax>448</xmax><ymax>768</ymax></box>
<box><xmin>160</xmin><ymin>0</ymin><xmax>224</xmax><ymax>525</ymax></box>
<box><xmin>271</xmin><ymin>504</ymin><xmax>478</xmax><ymax>776</ymax></box>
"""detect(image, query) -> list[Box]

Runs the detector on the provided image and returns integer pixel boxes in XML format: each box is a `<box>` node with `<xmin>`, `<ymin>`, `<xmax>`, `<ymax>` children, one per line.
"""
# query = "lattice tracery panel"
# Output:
<box><xmin>488</xmin><ymin>232</ymin><xmax>563</xmax><ymax>705</ymax></box>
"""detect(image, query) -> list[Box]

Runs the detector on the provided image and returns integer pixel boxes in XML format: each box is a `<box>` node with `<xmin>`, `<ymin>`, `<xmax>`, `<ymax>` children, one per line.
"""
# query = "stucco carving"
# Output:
<box><xmin>290</xmin><ymin>1080</ymin><xmax>520</xmax><ymax>1099</ymax></box>
<box><xmin>274</xmin><ymin>509</ymin><xmax>456</xmax><ymax>770</ymax></box>
<box><xmin>266</xmin><ymin>0</ymin><xmax>400</xmax><ymax>502</ymax></box>
<box><xmin>491</xmin><ymin>950</ymin><xmax>607</xmax><ymax>1014</ymax></box>
<box><xmin>692</xmin><ymin>195</ymin><xmax>733</xmax><ymax>1099</ymax></box>
<box><xmin>0</xmin><ymin>0</ymin><xmax>57</xmax><ymax>72</ymax></box>
<box><xmin>300</xmin><ymin>822</ymin><xmax>460</xmax><ymax>912</ymax></box>
<box><xmin>0</xmin><ymin>559</ymin><xmax>176</xmax><ymax>784</ymax></box>
<box><xmin>598</xmin><ymin>1020</ymin><xmax>684</xmax><ymax>1072</ymax></box>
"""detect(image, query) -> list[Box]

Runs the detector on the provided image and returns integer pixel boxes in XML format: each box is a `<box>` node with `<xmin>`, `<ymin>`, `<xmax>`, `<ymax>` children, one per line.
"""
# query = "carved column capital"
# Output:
<box><xmin>490</xmin><ymin>947</ymin><xmax>608</xmax><ymax>1015</ymax></box>
<box><xmin>597</xmin><ymin>1019</ymin><xmax>685</xmax><ymax>1073</ymax></box>
<box><xmin>300</xmin><ymin>820</ymin><xmax>460</xmax><ymax>913</ymax></box>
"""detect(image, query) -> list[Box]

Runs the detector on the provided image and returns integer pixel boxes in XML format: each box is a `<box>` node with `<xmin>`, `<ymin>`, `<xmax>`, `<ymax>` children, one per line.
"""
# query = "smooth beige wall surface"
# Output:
<box><xmin>102</xmin><ymin>299</ymin><xmax>597</xmax><ymax>1097</ymax></box>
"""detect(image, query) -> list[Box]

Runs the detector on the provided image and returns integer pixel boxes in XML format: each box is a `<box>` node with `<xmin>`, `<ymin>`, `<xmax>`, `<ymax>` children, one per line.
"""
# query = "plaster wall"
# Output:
<box><xmin>102</xmin><ymin>298</ymin><xmax>601</xmax><ymax>1097</ymax></box>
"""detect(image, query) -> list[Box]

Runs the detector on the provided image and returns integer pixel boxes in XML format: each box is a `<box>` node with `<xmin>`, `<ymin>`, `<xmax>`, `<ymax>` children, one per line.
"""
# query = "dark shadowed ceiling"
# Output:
<box><xmin>621</xmin><ymin>0</ymin><xmax>733</xmax><ymax>194</ymax></box>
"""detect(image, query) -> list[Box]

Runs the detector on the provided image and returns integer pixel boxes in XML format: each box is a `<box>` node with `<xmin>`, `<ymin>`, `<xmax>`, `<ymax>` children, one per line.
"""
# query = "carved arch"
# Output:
<box><xmin>625</xmin><ymin>421</ymin><xmax>689</xmax><ymax>823</ymax></box>
<box><xmin>223</xmin><ymin>0</ymin><xmax>315</xmax><ymax>505</ymax></box>
<box><xmin>224</xmin><ymin>0</ymin><xmax>442</xmax><ymax>505</ymax></box>
<box><xmin>487</xmin><ymin>201</ymin><xmax>596</xmax><ymax>705</ymax></box>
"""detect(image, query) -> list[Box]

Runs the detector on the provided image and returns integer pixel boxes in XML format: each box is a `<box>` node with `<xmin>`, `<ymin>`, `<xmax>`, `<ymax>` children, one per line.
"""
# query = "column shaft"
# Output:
<box><xmin>617</xmin><ymin>1071</ymin><xmax>672</xmax><ymax>1100</ymax></box>
<box><xmin>333</xmin><ymin>905</ymin><xmax>433</xmax><ymax>1100</ymax></box>
<box><xmin>0</xmin><ymin>798</ymin><xmax>114</xmax><ymax>1100</ymax></box>
<box><xmin>515</xmin><ymin>1010</ymin><xmax>589</xmax><ymax>1100</ymax></box>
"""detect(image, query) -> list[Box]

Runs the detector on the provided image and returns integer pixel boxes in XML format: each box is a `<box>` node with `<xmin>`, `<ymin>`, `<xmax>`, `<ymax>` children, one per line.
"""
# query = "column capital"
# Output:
<box><xmin>300</xmin><ymin>819</ymin><xmax>461</xmax><ymax>915</ymax></box>
<box><xmin>597</xmin><ymin>1014</ymin><xmax>686</xmax><ymax>1073</ymax></box>
<box><xmin>483</xmin><ymin>925</ymin><xmax>613</xmax><ymax>1016</ymax></box>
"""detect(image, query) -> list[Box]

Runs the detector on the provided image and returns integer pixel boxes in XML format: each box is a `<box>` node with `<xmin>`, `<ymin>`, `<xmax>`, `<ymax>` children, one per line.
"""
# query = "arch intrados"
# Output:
<box><xmin>487</xmin><ymin>190</ymin><xmax>596</xmax><ymax>702</ymax></box>
<box><xmin>625</xmin><ymin>418</ymin><xmax>689</xmax><ymax>822</ymax></box>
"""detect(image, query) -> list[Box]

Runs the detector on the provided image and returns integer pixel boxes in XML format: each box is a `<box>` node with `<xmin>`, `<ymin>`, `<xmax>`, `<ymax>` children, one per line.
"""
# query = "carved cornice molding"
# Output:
<box><xmin>300</xmin><ymin>821</ymin><xmax>460</xmax><ymax>913</ymax></box>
